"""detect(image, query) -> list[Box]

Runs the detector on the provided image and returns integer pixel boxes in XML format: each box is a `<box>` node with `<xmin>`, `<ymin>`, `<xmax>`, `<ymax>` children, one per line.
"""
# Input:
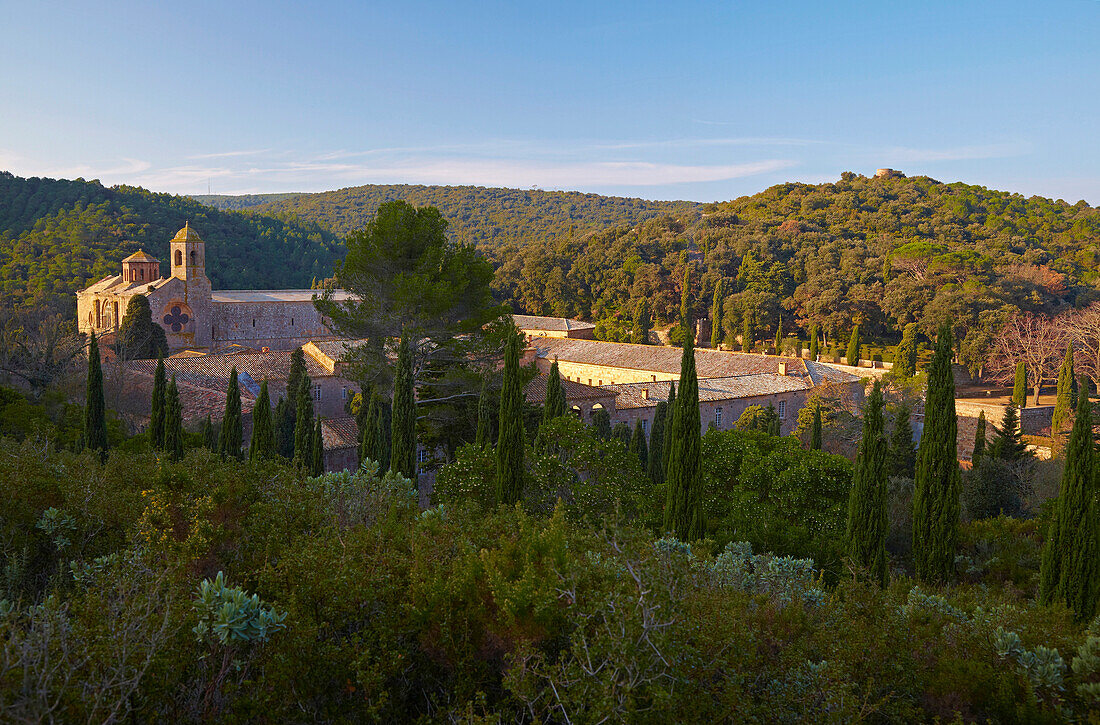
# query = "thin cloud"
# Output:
<box><xmin>188</xmin><ymin>149</ymin><xmax>271</xmax><ymax>160</ymax></box>
<box><xmin>874</xmin><ymin>142</ymin><xmax>1029</xmax><ymax>163</ymax></box>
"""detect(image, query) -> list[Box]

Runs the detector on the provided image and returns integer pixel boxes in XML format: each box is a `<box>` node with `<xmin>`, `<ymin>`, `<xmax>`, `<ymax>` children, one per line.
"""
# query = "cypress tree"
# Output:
<box><xmin>592</xmin><ymin>408</ymin><xmax>612</xmax><ymax>439</ymax></box>
<box><xmin>912</xmin><ymin>324</ymin><xmax>961</xmax><ymax>584</ymax></box>
<box><xmin>201</xmin><ymin>414</ymin><xmax>217</xmax><ymax>451</ymax></box>
<box><xmin>741</xmin><ymin>316</ymin><xmax>753</xmax><ymax>352</ymax></box>
<box><xmin>359</xmin><ymin>393</ymin><xmax>378</xmax><ymax>466</ymax></box>
<box><xmin>1039</xmin><ymin>384</ymin><xmax>1100</xmax><ymax>621</ymax></box>
<box><xmin>495</xmin><ymin>330</ymin><xmax>526</xmax><ymax>505</ymax></box>
<box><xmin>895</xmin><ymin>323</ymin><xmax>918</xmax><ymax>377</ymax></box>
<box><xmin>311</xmin><ymin>419</ymin><xmax>324</xmax><ymax>476</ymax></box>
<box><xmin>293</xmin><ymin>378</ymin><xmax>314</xmax><ymax>469</ymax></box>
<box><xmin>249</xmin><ymin>380</ymin><xmax>274</xmax><ymax>462</ymax></box>
<box><xmin>1012</xmin><ymin>361</ymin><xmax>1028</xmax><ymax>408</ymax></box>
<box><xmin>990</xmin><ymin>403</ymin><xmax>1029</xmax><ymax>461</ymax></box>
<box><xmin>888</xmin><ymin>401</ymin><xmax>917</xmax><ymax>478</ymax></box>
<box><xmin>648</xmin><ymin>400</ymin><xmax>668</xmax><ymax>486</ymax></box>
<box><xmin>116</xmin><ymin>294</ymin><xmax>168</xmax><ymax>360</ymax></box>
<box><xmin>544</xmin><ymin>360</ymin><xmax>566</xmax><ymax>420</ymax></box>
<box><xmin>774</xmin><ymin>319</ymin><xmax>783</xmax><ymax>355</ymax></box>
<box><xmin>846</xmin><ymin>325</ymin><xmax>861</xmax><ymax>367</ymax></box>
<box><xmin>767</xmin><ymin>404</ymin><xmax>781</xmax><ymax>436</ymax></box>
<box><xmin>274</xmin><ymin>395</ymin><xmax>295</xmax><ymax>459</ymax></box>
<box><xmin>475</xmin><ymin>375</ymin><xmax>492</xmax><ymax>448</ymax></box>
<box><xmin>287</xmin><ymin>347</ymin><xmax>307</xmax><ymax>405</ymax></box>
<box><xmin>84</xmin><ymin>331</ymin><xmax>108</xmax><ymax>460</ymax></box>
<box><xmin>389</xmin><ymin>335</ymin><xmax>416</xmax><ymax>478</ymax></box>
<box><xmin>680</xmin><ymin>266</ymin><xmax>693</xmax><ymax>328</ymax></box>
<box><xmin>162</xmin><ymin>376</ymin><xmax>182</xmax><ymax>462</ymax></box>
<box><xmin>663</xmin><ymin>330</ymin><xmax>704</xmax><ymax>540</ymax></box>
<box><xmin>219</xmin><ymin>367</ymin><xmax>243</xmax><ymax>460</ymax></box>
<box><xmin>810</xmin><ymin>401</ymin><xmax>823</xmax><ymax>450</ymax></box>
<box><xmin>612</xmin><ymin>422</ymin><xmax>632</xmax><ymax>446</ymax></box>
<box><xmin>662</xmin><ymin>381</ymin><xmax>676</xmax><ymax>462</ymax></box>
<box><xmin>1051</xmin><ymin>344</ymin><xmax>1075</xmax><ymax>455</ymax></box>
<box><xmin>710</xmin><ymin>279</ymin><xmax>724</xmax><ymax>349</ymax></box>
<box><xmin>972</xmin><ymin>410</ymin><xmax>987</xmax><ymax>462</ymax></box>
<box><xmin>375</xmin><ymin>399</ymin><xmax>392</xmax><ymax>473</ymax></box>
<box><xmin>630</xmin><ymin>418</ymin><xmax>648</xmax><ymax>470</ymax></box>
<box><xmin>149</xmin><ymin>356</ymin><xmax>166</xmax><ymax>449</ymax></box>
<box><xmin>164</xmin><ymin>375</ymin><xmax>183</xmax><ymax>462</ymax></box>
<box><xmin>809</xmin><ymin>325</ymin><xmax>820</xmax><ymax>360</ymax></box>
<box><xmin>846</xmin><ymin>380</ymin><xmax>889</xmax><ymax>585</ymax></box>
<box><xmin>634</xmin><ymin>299</ymin><xmax>652</xmax><ymax>345</ymax></box>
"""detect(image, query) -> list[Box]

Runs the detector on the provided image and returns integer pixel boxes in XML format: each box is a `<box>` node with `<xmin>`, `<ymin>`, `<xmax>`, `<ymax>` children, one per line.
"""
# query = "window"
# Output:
<box><xmin>652</xmin><ymin>375</ymin><xmax>657</xmax><ymax>382</ymax></box>
<box><xmin>588</xmin><ymin>379</ymin><xmax>592</xmax><ymax>386</ymax></box>
<box><xmin>417</xmin><ymin>448</ymin><xmax>429</xmax><ymax>464</ymax></box>
<box><xmin>252</xmin><ymin>319</ymin><xmax>255</xmax><ymax>327</ymax></box>
<box><xmin>342</xmin><ymin>387</ymin><xmax>348</xmax><ymax>400</ymax></box>
<box><xmin>175</xmin><ymin>250</ymin><xmax>182</xmax><ymax>266</ymax></box>
<box><xmin>778</xmin><ymin>400</ymin><xmax>787</xmax><ymax>420</ymax></box>
<box><xmin>598</xmin><ymin>380</ymin><xmax>603</xmax><ymax>386</ymax></box>
<box><xmin>715</xmin><ymin>407</ymin><xmax>723</xmax><ymax>428</ymax></box>
<box><xmin>190</xmin><ymin>250</ymin><xmax>197</xmax><ymax>266</ymax></box>
<box><xmin>642</xmin><ymin>419</ymin><xmax>649</xmax><ymax>435</ymax></box>
<box><xmin>312</xmin><ymin>385</ymin><xmax>322</xmax><ymax>401</ymax></box>
<box><xmin>140</xmin><ymin>268</ymin><xmax>145</xmax><ymax>281</ymax></box>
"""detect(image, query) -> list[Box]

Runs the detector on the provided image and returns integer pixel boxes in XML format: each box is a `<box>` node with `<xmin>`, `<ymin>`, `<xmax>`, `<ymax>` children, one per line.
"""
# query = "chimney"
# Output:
<box><xmin>641</xmin><ymin>388</ymin><xmax>649</xmax><ymax>400</ymax></box>
<box><xmin>778</xmin><ymin>362</ymin><xmax>788</xmax><ymax>376</ymax></box>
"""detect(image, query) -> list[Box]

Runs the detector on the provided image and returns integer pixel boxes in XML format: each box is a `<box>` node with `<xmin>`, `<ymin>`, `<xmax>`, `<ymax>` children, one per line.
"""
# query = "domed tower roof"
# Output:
<box><xmin>122</xmin><ymin>249</ymin><xmax>160</xmax><ymax>263</ymax></box>
<box><xmin>171</xmin><ymin>221</ymin><xmax>204</xmax><ymax>243</ymax></box>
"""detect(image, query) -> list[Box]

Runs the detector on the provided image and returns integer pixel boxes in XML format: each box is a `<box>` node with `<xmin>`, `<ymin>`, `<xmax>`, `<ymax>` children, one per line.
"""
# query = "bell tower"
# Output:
<box><xmin>170</xmin><ymin>221</ymin><xmax>209</xmax><ymax>282</ymax></box>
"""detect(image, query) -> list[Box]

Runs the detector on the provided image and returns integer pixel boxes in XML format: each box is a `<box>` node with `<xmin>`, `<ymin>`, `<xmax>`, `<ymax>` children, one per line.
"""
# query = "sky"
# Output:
<box><xmin>2</xmin><ymin>0</ymin><xmax>1099</xmax><ymax>203</ymax></box>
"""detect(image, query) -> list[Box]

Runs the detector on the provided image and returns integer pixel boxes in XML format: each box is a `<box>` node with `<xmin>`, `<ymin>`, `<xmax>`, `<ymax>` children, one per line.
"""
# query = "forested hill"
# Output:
<box><xmin>0</xmin><ymin>172</ymin><xmax>341</xmax><ymax>307</ymax></box>
<box><xmin>196</xmin><ymin>184</ymin><xmax>701</xmax><ymax>248</ymax></box>
<box><xmin>491</xmin><ymin>171</ymin><xmax>1100</xmax><ymax>373</ymax></box>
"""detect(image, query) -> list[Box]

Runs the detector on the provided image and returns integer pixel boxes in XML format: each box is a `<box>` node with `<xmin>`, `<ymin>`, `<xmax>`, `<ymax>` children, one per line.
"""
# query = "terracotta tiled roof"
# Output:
<box><xmin>122</xmin><ymin>249</ymin><xmax>159</xmax><ymax>263</ymax></box>
<box><xmin>531</xmin><ymin>337</ymin><xmax>817</xmax><ymax>380</ymax></box>
<box><xmin>321</xmin><ymin>416</ymin><xmax>359</xmax><ymax>451</ymax></box>
<box><xmin>130</xmin><ymin>349</ymin><xmax>331</xmax><ymax>395</ymax></box>
<box><xmin>307</xmin><ymin>338</ymin><xmax>370</xmax><ymax>362</ymax></box>
<box><xmin>171</xmin><ymin>222</ymin><xmax>203</xmax><ymax>243</ymax></box>
<box><xmin>211</xmin><ymin>289</ymin><xmax>353</xmax><ymax>303</ymax></box>
<box><xmin>514</xmin><ymin>314</ymin><xmax>596</xmax><ymax>332</ymax></box>
<box><xmin>805</xmin><ymin>361</ymin><xmax>863</xmax><ymax>385</ymax></box>
<box><xmin>124</xmin><ymin>369</ymin><xmax>254</xmax><ymax>424</ymax></box>
<box><xmin>605</xmin><ymin>375</ymin><xmax>812</xmax><ymax>410</ymax></box>
<box><xmin>524</xmin><ymin>374</ymin><xmax>614</xmax><ymax>404</ymax></box>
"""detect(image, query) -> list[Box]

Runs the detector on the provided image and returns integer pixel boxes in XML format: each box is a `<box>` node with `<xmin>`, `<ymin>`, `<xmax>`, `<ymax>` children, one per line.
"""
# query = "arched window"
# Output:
<box><xmin>140</xmin><ymin>268</ymin><xmax>145</xmax><ymax>281</ymax></box>
<box><xmin>175</xmin><ymin>250</ymin><xmax>183</xmax><ymax>266</ymax></box>
<box><xmin>94</xmin><ymin>300</ymin><xmax>101</xmax><ymax>327</ymax></box>
<box><xmin>112</xmin><ymin>301</ymin><xmax>119</xmax><ymax>328</ymax></box>
<box><xmin>190</xmin><ymin>250</ymin><xmax>197</xmax><ymax>266</ymax></box>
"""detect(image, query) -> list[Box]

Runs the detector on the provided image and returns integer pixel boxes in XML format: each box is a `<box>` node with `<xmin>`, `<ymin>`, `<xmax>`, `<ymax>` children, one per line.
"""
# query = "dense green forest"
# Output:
<box><xmin>197</xmin><ymin>183</ymin><xmax>700</xmax><ymax>247</ymax></box>
<box><xmin>0</xmin><ymin>173</ymin><xmax>341</xmax><ymax>306</ymax></box>
<box><xmin>491</xmin><ymin>173</ymin><xmax>1100</xmax><ymax>366</ymax></box>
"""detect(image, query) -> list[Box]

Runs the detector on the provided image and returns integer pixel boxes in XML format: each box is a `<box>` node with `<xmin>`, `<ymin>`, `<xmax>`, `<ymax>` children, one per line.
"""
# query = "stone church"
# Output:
<box><xmin>76</xmin><ymin>223</ymin><xmax>349</xmax><ymax>351</ymax></box>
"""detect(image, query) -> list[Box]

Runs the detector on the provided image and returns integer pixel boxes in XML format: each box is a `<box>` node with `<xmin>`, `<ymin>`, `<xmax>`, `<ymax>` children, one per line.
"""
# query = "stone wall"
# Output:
<box><xmin>536</xmin><ymin>358</ymin><xmax>677</xmax><ymax>386</ymax></box>
<box><xmin>212</xmin><ymin>300</ymin><xmax>331</xmax><ymax>351</ymax></box>
<box><xmin>608</xmin><ymin>388</ymin><xmax>811</xmax><ymax>439</ymax></box>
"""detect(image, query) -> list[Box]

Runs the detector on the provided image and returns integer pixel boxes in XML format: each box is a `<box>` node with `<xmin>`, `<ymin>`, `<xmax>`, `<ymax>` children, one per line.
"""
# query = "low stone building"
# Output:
<box><xmin>513</xmin><ymin>314</ymin><xmax>596</xmax><ymax>340</ymax></box>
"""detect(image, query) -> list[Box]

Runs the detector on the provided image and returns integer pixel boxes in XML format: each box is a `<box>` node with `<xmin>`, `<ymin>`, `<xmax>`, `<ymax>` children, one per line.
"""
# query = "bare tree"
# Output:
<box><xmin>1059</xmin><ymin>302</ymin><xmax>1100</xmax><ymax>391</ymax></box>
<box><xmin>989</xmin><ymin>312</ymin><xmax>1064</xmax><ymax>405</ymax></box>
<box><xmin>0</xmin><ymin>302</ymin><xmax>85</xmax><ymax>399</ymax></box>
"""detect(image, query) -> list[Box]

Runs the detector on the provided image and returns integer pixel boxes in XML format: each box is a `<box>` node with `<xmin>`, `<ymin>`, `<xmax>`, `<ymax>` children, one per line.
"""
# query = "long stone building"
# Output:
<box><xmin>77</xmin><ymin>223</ymin><xmax>349</xmax><ymax>351</ymax></box>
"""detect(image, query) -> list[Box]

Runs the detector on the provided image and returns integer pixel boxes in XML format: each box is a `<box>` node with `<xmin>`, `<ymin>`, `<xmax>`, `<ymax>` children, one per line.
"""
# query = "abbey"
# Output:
<box><xmin>76</xmin><ymin>223</ymin><xmax>349</xmax><ymax>351</ymax></box>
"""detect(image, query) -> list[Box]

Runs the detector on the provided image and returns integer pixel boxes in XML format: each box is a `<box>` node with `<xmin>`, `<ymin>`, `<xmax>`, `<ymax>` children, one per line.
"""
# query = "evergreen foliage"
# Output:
<box><xmin>774</xmin><ymin>320</ymin><xmax>783</xmax><ymax>355</ymax></box>
<box><xmin>990</xmin><ymin>404</ymin><xmax>1030</xmax><ymax>462</ymax></box>
<box><xmin>767</xmin><ymin>403</ymin><xmax>781</xmax><ymax>437</ymax></box>
<box><xmin>647</xmin><ymin>400</ymin><xmax>668</xmax><ymax>486</ymax></box>
<box><xmin>543</xmin><ymin>360</ymin><xmax>566</xmax><ymax>421</ymax></box>
<box><xmin>1012</xmin><ymin>362</ymin><xmax>1028</xmax><ymax>408</ymax></box>
<box><xmin>201</xmin><ymin>414</ymin><xmax>217</xmax><ymax>451</ymax></box>
<box><xmin>630</xmin><ymin>418</ymin><xmax>648</xmax><ymax>470</ymax></box>
<box><xmin>1039</xmin><ymin>386</ymin><xmax>1100</xmax><ymax>621</ymax></box>
<box><xmin>1051</xmin><ymin>344</ymin><xmax>1075</xmax><ymax>454</ymax></box>
<box><xmin>888</xmin><ymin>402</ymin><xmax>916</xmax><ymax>478</ymax></box>
<box><xmin>360</xmin><ymin>394</ymin><xmax>379</xmax><ymax>465</ymax></box>
<box><xmin>895</xmin><ymin>323</ymin><xmax>918</xmax><ymax>377</ymax></box>
<box><xmin>663</xmin><ymin>330</ymin><xmax>704</xmax><ymax>540</ymax></box>
<box><xmin>592</xmin><ymin>409</ymin><xmax>612</xmax><ymax>439</ymax></box>
<box><xmin>612</xmin><ymin>422</ymin><xmax>632</xmax><ymax>446</ymax></box>
<box><xmin>115</xmin><ymin>295</ymin><xmax>168</xmax><ymax>360</ymax></box>
<box><xmin>374</xmin><ymin>399</ymin><xmax>392</xmax><ymax>473</ymax></box>
<box><xmin>287</xmin><ymin>348</ymin><xmax>308</xmax><ymax>405</ymax></box>
<box><xmin>680</xmin><ymin>266</ymin><xmax>693</xmax><ymax>328</ymax></box>
<box><xmin>164</xmin><ymin>375</ymin><xmax>183</xmax><ymax>462</ymax></box>
<box><xmin>663</xmin><ymin>381</ymin><xmax>676</xmax><ymax>464</ymax></box>
<box><xmin>846</xmin><ymin>325</ymin><xmax>861</xmax><ymax>367</ymax></box>
<box><xmin>710</xmin><ymin>279</ymin><xmax>724</xmax><ymax>348</ymax></box>
<box><xmin>149</xmin><ymin>357</ymin><xmax>166</xmax><ymax>450</ymax></box>
<box><xmin>633</xmin><ymin>299</ymin><xmax>651</xmax><ymax>345</ymax></box>
<box><xmin>810</xmin><ymin>402</ymin><xmax>822</xmax><ymax>451</ymax></box>
<box><xmin>808</xmin><ymin>325</ymin><xmax>819</xmax><ymax>360</ymax></box>
<box><xmin>274</xmin><ymin>396</ymin><xmax>295</xmax><ymax>459</ymax></box>
<box><xmin>913</xmin><ymin>324</ymin><xmax>961</xmax><ymax>584</ymax></box>
<box><xmin>219</xmin><ymin>367</ymin><xmax>243</xmax><ymax>460</ymax></box>
<box><xmin>311</xmin><ymin>420</ymin><xmax>324</xmax><ymax>477</ymax></box>
<box><xmin>475</xmin><ymin>375</ymin><xmax>492</xmax><ymax>449</ymax></box>
<box><xmin>495</xmin><ymin>330</ymin><xmax>526</xmax><ymax>505</ymax></box>
<box><xmin>972</xmin><ymin>410</ymin><xmax>987</xmax><ymax>462</ymax></box>
<box><xmin>293</xmin><ymin>379</ymin><xmax>314</xmax><ymax>469</ymax></box>
<box><xmin>83</xmin><ymin>331</ymin><xmax>107</xmax><ymax>460</ymax></box>
<box><xmin>846</xmin><ymin>381</ymin><xmax>889</xmax><ymax>585</ymax></box>
<box><xmin>249</xmin><ymin>380</ymin><xmax>274</xmax><ymax>463</ymax></box>
<box><xmin>741</xmin><ymin>316</ymin><xmax>752</xmax><ymax>352</ymax></box>
<box><xmin>389</xmin><ymin>336</ymin><xmax>416</xmax><ymax>479</ymax></box>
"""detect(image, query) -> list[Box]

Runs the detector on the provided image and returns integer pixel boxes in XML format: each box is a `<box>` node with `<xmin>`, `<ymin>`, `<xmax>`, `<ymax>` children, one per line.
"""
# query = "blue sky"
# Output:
<box><xmin>2</xmin><ymin>1</ymin><xmax>1098</xmax><ymax>202</ymax></box>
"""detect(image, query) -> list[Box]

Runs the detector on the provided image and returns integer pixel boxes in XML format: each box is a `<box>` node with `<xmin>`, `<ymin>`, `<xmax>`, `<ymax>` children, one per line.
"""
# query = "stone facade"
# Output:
<box><xmin>513</xmin><ymin>314</ymin><xmax>596</xmax><ymax>340</ymax></box>
<box><xmin>77</xmin><ymin>224</ymin><xmax>349</xmax><ymax>352</ymax></box>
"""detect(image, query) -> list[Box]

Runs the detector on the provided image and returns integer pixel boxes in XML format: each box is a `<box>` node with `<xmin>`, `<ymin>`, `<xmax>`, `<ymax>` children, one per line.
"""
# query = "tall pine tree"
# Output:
<box><xmin>774</xmin><ymin>319</ymin><xmax>783</xmax><ymax>355</ymax></box>
<box><xmin>663</xmin><ymin>332</ymin><xmax>703</xmax><ymax>540</ymax></box>
<box><xmin>846</xmin><ymin>380</ymin><xmax>889</xmax><ymax>585</ymax></box>
<box><xmin>359</xmin><ymin>393</ymin><xmax>379</xmax><ymax>466</ymax></box>
<box><xmin>741</xmin><ymin>316</ymin><xmax>753</xmax><ymax>352</ymax></box>
<box><xmin>311</xmin><ymin>419</ymin><xmax>324</xmax><ymax>476</ymax></box>
<box><xmin>1051</xmin><ymin>344</ymin><xmax>1075</xmax><ymax>455</ymax></box>
<box><xmin>389</xmin><ymin>335</ymin><xmax>416</xmax><ymax>479</ymax></box>
<box><xmin>219</xmin><ymin>367</ymin><xmax>243</xmax><ymax>460</ymax></box>
<box><xmin>810</xmin><ymin>401</ymin><xmax>823</xmax><ymax>451</ymax></box>
<box><xmin>710</xmin><ymin>279</ymin><xmax>724</xmax><ymax>349</ymax></box>
<box><xmin>647</xmin><ymin>399</ymin><xmax>668</xmax><ymax>486</ymax></box>
<box><xmin>630</xmin><ymin>418</ymin><xmax>648</xmax><ymax>470</ymax></box>
<box><xmin>374</xmin><ymin>399</ymin><xmax>392</xmax><ymax>473</ymax></box>
<box><xmin>991</xmin><ymin>403</ymin><xmax>1030</xmax><ymax>461</ymax></box>
<box><xmin>201</xmin><ymin>414</ymin><xmax>217</xmax><ymax>452</ymax></box>
<box><xmin>912</xmin><ymin>324</ymin><xmax>961</xmax><ymax>584</ymax></box>
<box><xmin>149</xmin><ymin>356</ymin><xmax>166</xmax><ymax>449</ymax></box>
<box><xmin>888</xmin><ymin>401</ymin><xmax>916</xmax><ymax>479</ymax></box>
<box><xmin>84</xmin><ymin>331</ymin><xmax>108</xmax><ymax>460</ymax></box>
<box><xmin>1039</xmin><ymin>384</ymin><xmax>1100</xmax><ymax>621</ymax></box>
<box><xmin>846</xmin><ymin>325</ymin><xmax>861</xmax><ymax>367</ymax></box>
<box><xmin>633</xmin><ymin>299</ymin><xmax>652</xmax><ymax>345</ymax></box>
<box><xmin>249</xmin><ymin>380</ymin><xmax>274</xmax><ymax>462</ymax></box>
<box><xmin>543</xmin><ymin>360</ymin><xmax>566</xmax><ymax>420</ymax></box>
<box><xmin>293</xmin><ymin>378</ymin><xmax>314</xmax><ymax>469</ymax></box>
<box><xmin>894</xmin><ymin>323</ymin><xmax>918</xmax><ymax>377</ymax></box>
<box><xmin>662</xmin><ymin>381</ymin><xmax>676</xmax><ymax>465</ymax></box>
<box><xmin>164</xmin><ymin>375</ymin><xmax>183</xmax><ymax>462</ymax></box>
<box><xmin>495</xmin><ymin>330</ymin><xmax>526</xmax><ymax>505</ymax></box>
<box><xmin>809</xmin><ymin>325</ymin><xmax>820</xmax><ymax>361</ymax></box>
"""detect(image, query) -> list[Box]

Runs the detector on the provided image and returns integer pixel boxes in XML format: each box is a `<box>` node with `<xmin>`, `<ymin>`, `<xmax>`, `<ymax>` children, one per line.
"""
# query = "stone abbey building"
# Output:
<box><xmin>76</xmin><ymin>223</ymin><xmax>349</xmax><ymax>351</ymax></box>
